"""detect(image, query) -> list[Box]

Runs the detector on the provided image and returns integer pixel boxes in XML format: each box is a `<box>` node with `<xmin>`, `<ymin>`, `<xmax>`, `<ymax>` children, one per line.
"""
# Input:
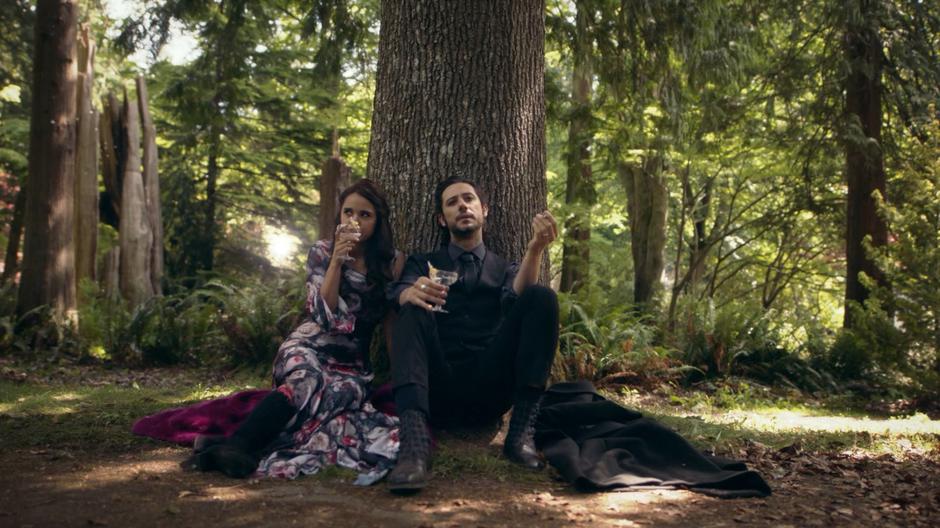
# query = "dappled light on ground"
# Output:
<box><xmin>46</xmin><ymin>452</ymin><xmax>186</xmax><ymax>491</ymax></box>
<box><xmin>721</xmin><ymin>409</ymin><xmax>938</xmax><ymax>436</ymax></box>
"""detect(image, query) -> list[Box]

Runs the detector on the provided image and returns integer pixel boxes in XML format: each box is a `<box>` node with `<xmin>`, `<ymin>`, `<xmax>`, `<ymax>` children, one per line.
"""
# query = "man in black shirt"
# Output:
<box><xmin>386</xmin><ymin>177</ymin><xmax>560</xmax><ymax>493</ymax></box>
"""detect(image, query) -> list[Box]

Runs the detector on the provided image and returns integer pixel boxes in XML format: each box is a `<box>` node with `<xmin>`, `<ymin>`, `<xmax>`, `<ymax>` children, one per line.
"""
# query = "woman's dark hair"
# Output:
<box><xmin>433</xmin><ymin>177</ymin><xmax>488</xmax><ymax>246</ymax></box>
<box><xmin>334</xmin><ymin>179</ymin><xmax>396</xmax><ymax>286</ymax></box>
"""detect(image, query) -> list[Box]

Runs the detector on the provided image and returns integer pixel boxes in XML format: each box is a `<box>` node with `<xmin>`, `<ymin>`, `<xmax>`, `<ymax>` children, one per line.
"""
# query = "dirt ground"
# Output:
<box><xmin>1</xmin><ymin>434</ymin><xmax>937</xmax><ymax>527</ymax></box>
<box><xmin>1</xmin><ymin>362</ymin><xmax>937</xmax><ymax>527</ymax></box>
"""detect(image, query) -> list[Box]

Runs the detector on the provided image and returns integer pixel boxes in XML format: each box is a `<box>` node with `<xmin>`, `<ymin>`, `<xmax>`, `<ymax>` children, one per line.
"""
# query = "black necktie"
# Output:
<box><xmin>459</xmin><ymin>252</ymin><xmax>479</xmax><ymax>292</ymax></box>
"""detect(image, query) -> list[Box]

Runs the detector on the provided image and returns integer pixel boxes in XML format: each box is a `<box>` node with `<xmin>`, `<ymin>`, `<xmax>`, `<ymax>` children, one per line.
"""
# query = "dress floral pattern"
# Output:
<box><xmin>255</xmin><ymin>240</ymin><xmax>399</xmax><ymax>485</ymax></box>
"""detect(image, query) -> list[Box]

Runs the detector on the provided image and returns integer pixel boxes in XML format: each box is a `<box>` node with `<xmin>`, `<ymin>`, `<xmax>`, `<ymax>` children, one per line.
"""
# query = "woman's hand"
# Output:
<box><xmin>399</xmin><ymin>276</ymin><xmax>448</xmax><ymax>311</ymax></box>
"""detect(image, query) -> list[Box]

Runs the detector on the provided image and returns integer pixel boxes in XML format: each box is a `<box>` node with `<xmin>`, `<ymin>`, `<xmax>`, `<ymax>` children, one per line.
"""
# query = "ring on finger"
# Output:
<box><xmin>420</xmin><ymin>284</ymin><xmax>427</xmax><ymax>291</ymax></box>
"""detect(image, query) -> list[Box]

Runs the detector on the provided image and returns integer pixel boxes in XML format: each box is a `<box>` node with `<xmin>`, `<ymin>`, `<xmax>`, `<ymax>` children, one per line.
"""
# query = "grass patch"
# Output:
<box><xmin>0</xmin><ymin>377</ymin><xmax>262</xmax><ymax>452</ymax></box>
<box><xmin>613</xmin><ymin>385</ymin><xmax>940</xmax><ymax>458</ymax></box>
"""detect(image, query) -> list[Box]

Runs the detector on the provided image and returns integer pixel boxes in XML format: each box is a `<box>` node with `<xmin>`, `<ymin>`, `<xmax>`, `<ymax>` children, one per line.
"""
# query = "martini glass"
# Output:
<box><xmin>429</xmin><ymin>268</ymin><xmax>458</xmax><ymax>313</ymax></box>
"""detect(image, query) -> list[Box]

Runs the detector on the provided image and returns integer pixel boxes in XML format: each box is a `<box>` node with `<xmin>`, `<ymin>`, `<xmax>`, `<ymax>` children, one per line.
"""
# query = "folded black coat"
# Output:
<box><xmin>535</xmin><ymin>381</ymin><xmax>772</xmax><ymax>499</ymax></box>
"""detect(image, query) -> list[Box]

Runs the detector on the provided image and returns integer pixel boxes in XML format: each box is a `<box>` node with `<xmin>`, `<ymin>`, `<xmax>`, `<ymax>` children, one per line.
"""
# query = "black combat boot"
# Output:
<box><xmin>188</xmin><ymin>390</ymin><xmax>295</xmax><ymax>478</ymax></box>
<box><xmin>387</xmin><ymin>409</ymin><xmax>432</xmax><ymax>494</ymax></box>
<box><xmin>503</xmin><ymin>391</ymin><xmax>544</xmax><ymax>470</ymax></box>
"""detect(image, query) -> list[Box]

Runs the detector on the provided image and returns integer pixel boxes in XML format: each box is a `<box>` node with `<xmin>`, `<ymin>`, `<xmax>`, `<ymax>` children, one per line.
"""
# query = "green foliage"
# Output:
<box><xmin>202</xmin><ymin>277</ymin><xmax>305</xmax><ymax>366</ymax></box>
<box><xmin>554</xmin><ymin>293</ymin><xmax>674</xmax><ymax>382</ymax></box>
<box><xmin>117</xmin><ymin>0</ymin><xmax>379</xmax><ymax>277</ymax></box>
<box><xmin>0</xmin><ymin>283</ymin><xmax>82</xmax><ymax>360</ymax></box>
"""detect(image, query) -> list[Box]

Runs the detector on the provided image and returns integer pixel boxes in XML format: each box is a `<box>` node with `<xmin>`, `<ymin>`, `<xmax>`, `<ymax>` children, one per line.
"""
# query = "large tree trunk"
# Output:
<box><xmin>843</xmin><ymin>0</ymin><xmax>888</xmax><ymax>327</ymax></box>
<box><xmin>559</xmin><ymin>1</ymin><xmax>595</xmax><ymax>294</ymax></box>
<box><xmin>367</xmin><ymin>0</ymin><xmax>547</xmax><ymax>262</ymax></box>
<box><xmin>74</xmin><ymin>25</ymin><xmax>98</xmax><ymax>285</ymax></box>
<box><xmin>118</xmin><ymin>87</ymin><xmax>154</xmax><ymax>307</ymax></box>
<box><xmin>17</xmin><ymin>0</ymin><xmax>78</xmax><ymax>318</ymax></box>
<box><xmin>136</xmin><ymin>75</ymin><xmax>163</xmax><ymax>295</ymax></box>
<box><xmin>621</xmin><ymin>156</ymin><xmax>668</xmax><ymax>309</ymax></box>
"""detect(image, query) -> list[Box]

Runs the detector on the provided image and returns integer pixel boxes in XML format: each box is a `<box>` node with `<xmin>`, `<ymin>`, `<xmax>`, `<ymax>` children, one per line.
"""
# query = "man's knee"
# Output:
<box><xmin>518</xmin><ymin>285</ymin><xmax>559</xmax><ymax>313</ymax></box>
<box><xmin>397</xmin><ymin>304</ymin><xmax>436</xmax><ymax>328</ymax></box>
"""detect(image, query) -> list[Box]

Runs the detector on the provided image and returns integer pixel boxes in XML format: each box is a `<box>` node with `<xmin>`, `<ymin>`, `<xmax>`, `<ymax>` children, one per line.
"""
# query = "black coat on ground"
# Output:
<box><xmin>535</xmin><ymin>381</ymin><xmax>772</xmax><ymax>498</ymax></box>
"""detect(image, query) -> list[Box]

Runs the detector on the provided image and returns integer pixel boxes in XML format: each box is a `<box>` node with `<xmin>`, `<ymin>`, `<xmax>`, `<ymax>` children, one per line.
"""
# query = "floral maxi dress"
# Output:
<box><xmin>256</xmin><ymin>240</ymin><xmax>399</xmax><ymax>485</ymax></box>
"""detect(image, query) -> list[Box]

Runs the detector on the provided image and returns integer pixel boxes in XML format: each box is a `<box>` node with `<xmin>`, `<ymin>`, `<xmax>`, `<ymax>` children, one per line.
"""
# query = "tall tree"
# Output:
<box><xmin>118</xmin><ymin>87</ymin><xmax>154</xmax><ymax>307</ymax></box>
<box><xmin>368</xmin><ymin>0</ymin><xmax>547</xmax><ymax>261</ymax></box>
<box><xmin>559</xmin><ymin>0</ymin><xmax>596</xmax><ymax>293</ymax></box>
<box><xmin>17</xmin><ymin>0</ymin><xmax>78</xmax><ymax>317</ymax></box>
<box><xmin>119</xmin><ymin>0</ymin><xmax>375</xmax><ymax>277</ymax></box>
<box><xmin>842</xmin><ymin>0</ymin><xmax>888</xmax><ymax>326</ymax></box>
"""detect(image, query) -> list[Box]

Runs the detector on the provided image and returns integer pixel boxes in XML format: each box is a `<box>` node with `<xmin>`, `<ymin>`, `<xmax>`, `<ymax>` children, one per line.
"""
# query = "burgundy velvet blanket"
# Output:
<box><xmin>132</xmin><ymin>384</ymin><xmax>397</xmax><ymax>445</ymax></box>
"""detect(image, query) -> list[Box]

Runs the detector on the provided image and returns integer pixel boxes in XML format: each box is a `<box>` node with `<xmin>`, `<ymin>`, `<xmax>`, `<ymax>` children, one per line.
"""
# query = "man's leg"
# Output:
<box><xmin>387</xmin><ymin>305</ymin><xmax>443</xmax><ymax>493</ymax></box>
<box><xmin>476</xmin><ymin>285</ymin><xmax>559</xmax><ymax>468</ymax></box>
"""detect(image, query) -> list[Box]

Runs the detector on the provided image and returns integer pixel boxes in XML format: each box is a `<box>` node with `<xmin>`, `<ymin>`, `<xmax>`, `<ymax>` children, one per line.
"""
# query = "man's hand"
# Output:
<box><xmin>399</xmin><ymin>276</ymin><xmax>448</xmax><ymax>311</ymax></box>
<box><xmin>527</xmin><ymin>210</ymin><xmax>558</xmax><ymax>252</ymax></box>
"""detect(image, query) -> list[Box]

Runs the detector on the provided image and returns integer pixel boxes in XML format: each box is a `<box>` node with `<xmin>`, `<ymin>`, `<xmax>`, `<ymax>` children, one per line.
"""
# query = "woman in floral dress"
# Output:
<box><xmin>192</xmin><ymin>179</ymin><xmax>404</xmax><ymax>485</ymax></box>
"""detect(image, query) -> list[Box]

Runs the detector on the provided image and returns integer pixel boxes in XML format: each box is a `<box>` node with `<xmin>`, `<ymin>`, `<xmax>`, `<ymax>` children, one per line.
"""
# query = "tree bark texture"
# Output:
<box><xmin>118</xmin><ymin>88</ymin><xmax>154</xmax><ymax>307</ymax></box>
<box><xmin>75</xmin><ymin>25</ymin><xmax>98</xmax><ymax>284</ymax></box>
<box><xmin>101</xmin><ymin>246</ymin><xmax>120</xmax><ymax>300</ymax></box>
<box><xmin>843</xmin><ymin>0</ymin><xmax>888</xmax><ymax>327</ymax></box>
<box><xmin>621</xmin><ymin>157</ymin><xmax>668</xmax><ymax>309</ymax></box>
<box><xmin>367</xmin><ymin>0</ymin><xmax>547</xmax><ymax>262</ymax></box>
<box><xmin>686</xmin><ymin>170</ymin><xmax>712</xmax><ymax>290</ymax></box>
<box><xmin>136</xmin><ymin>75</ymin><xmax>163</xmax><ymax>295</ymax></box>
<box><xmin>202</xmin><ymin>132</ymin><xmax>220</xmax><ymax>271</ymax></box>
<box><xmin>318</xmin><ymin>155</ymin><xmax>351</xmax><ymax>240</ymax></box>
<box><xmin>98</xmin><ymin>91</ymin><xmax>122</xmax><ymax>228</ymax></box>
<box><xmin>559</xmin><ymin>1</ymin><xmax>595</xmax><ymax>294</ymax></box>
<box><xmin>17</xmin><ymin>0</ymin><xmax>78</xmax><ymax>317</ymax></box>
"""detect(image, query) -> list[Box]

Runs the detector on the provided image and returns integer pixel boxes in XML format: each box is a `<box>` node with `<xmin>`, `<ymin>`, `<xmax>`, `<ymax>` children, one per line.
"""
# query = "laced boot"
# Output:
<box><xmin>190</xmin><ymin>391</ymin><xmax>295</xmax><ymax>478</ymax></box>
<box><xmin>503</xmin><ymin>391</ymin><xmax>544</xmax><ymax>470</ymax></box>
<box><xmin>387</xmin><ymin>409</ymin><xmax>432</xmax><ymax>494</ymax></box>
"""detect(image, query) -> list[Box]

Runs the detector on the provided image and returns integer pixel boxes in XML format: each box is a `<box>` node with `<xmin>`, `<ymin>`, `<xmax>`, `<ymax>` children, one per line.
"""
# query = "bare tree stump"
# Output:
<box><xmin>136</xmin><ymin>75</ymin><xmax>163</xmax><ymax>295</ymax></box>
<box><xmin>99</xmin><ymin>91</ymin><xmax>122</xmax><ymax>227</ymax></box>
<box><xmin>75</xmin><ymin>24</ymin><xmax>98</xmax><ymax>284</ymax></box>
<box><xmin>118</xmin><ymin>87</ymin><xmax>153</xmax><ymax>307</ymax></box>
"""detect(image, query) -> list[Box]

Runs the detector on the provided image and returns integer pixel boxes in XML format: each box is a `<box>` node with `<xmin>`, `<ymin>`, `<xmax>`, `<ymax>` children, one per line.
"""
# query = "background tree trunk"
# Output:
<box><xmin>74</xmin><ymin>25</ymin><xmax>98</xmax><ymax>285</ymax></box>
<box><xmin>1</xmin><ymin>189</ymin><xmax>27</xmax><ymax>285</ymax></box>
<box><xmin>17</xmin><ymin>0</ymin><xmax>78</xmax><ymax>318</ymax></box>
<box><xmin>318</xmin><ymin>134</ymin><xmax>351</xmax><ymax>240</ymax></box>
<box><xmin>99</xmin><ymin>91</ymin><xmax>122</xmax><ymax>228</ymax></box>
<box><xmin>101</xmin><ymin>247</ymin><xmax>120</xmax><ymax>300</ymax></box>
<box><xmin>118</xmin><ymin>87</ymin><xmax>154</xmax><ymax>307</ymax></box>
<box><xmin>367</xmin><ymin>0</ymin><xmax>547</xmax><ymax>263</ymax></box>
<box><xmin>843</xmin><ymin>0</ymin><xmax>888</xmax><ymax>327</ymax></box>
<box><xmin>559</xmin><ymin>0</ymin><xmax>595</xmax><ymax>294</ymax></box>
<box><xmin>687</xmin><ymin>172</ymin><xmax>712</xmax><ymax>290</ymax></box>
<box><xmin>621</xmin><ymin>156</ymin><xmax>668</xmax><ymax>309</ymax></box>
<box><xmin>136</xmin><ymin>75</ymin><xmax>163</xmax><ymax>295</ymax></box>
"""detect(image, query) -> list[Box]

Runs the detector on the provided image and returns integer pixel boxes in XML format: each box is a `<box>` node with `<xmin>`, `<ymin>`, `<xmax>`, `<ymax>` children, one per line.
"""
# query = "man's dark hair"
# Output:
<box><xmin>433</xmin><ymin>177</ymin><xmax>488</xmax><ymax>246</ymax></box>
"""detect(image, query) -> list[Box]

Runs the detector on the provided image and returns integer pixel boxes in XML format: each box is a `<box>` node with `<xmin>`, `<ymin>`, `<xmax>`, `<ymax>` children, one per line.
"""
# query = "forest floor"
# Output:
<box><xmin>0</xmin><ymin>357</ymin><xmax>938</xmax><ymax>527</ymax></box>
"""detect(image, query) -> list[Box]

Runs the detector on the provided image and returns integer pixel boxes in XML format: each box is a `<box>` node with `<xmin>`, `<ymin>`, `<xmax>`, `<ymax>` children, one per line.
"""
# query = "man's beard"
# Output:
<box><xmin>450</xmin><ymin>218</ymin><xmax>482</xmax><ymax>239</ymax></box>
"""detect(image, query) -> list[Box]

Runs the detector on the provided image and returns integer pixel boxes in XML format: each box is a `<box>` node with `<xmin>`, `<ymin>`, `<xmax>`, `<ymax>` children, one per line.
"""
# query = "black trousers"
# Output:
<box><xmin>391</xmin><ymin>285</ymin><xmax>559</xmax><ymax>426</ymax></box>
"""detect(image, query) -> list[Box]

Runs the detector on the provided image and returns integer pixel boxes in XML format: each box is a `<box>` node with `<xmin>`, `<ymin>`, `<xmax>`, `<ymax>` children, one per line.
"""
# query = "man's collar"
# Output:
<box><xmin>447</xmin><ymin>242</ymin><xmax>486</xmax><ymax>261</ymax></box>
